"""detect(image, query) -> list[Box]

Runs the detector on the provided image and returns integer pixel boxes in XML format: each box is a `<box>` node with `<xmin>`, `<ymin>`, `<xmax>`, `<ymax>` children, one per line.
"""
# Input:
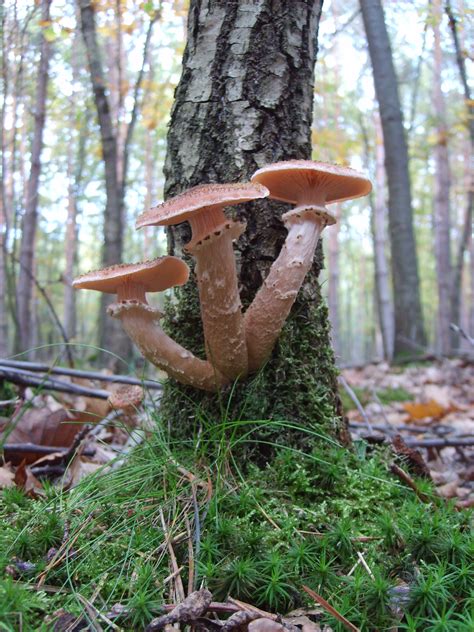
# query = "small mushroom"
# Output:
<box><xmin>245</xmin><ymin>160</ymin><xmax>372</xmax><ymax>372</ymax></box>
<box><xmin>136</xmin><ymin>182</ymin><xmax>269</xmax><ymax>380</ymax></box>
<box><xmin>73</xmin><ymin>257</ymin><xmax>228</xmax><ymax>392</ymax></box>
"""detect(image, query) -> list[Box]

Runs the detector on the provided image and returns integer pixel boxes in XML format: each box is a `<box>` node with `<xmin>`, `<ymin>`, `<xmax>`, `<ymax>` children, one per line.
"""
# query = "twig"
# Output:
<box><xmin>0</xmin><ymin>359</ymin><xmax>163</xmax><ymax>390</ymax></box>
<box><xmin>405</xmin><ymin>437</ymin><xmax>474</xmax><ymax>448</ymax></box>
<box><xmin>449</xmin><ymin>324</ymin><xmax>474</xmax><ymax>347</ymax></box>
<box><xmin>159</xmin><ymin>507</ymin><xmax>185</xmax><ymax>603</ymax></box>
<box><xmin>226</xmin><ymin>598</ymin><xmax>277</xmax><ymax>621</ymax></box>
<box><xmin>0</xmin><ymin>398</ymin><xmax>18</xmax><ymax>407</ymax></box>
<box><xmin>0</xmin><ymin>366</ymin><xmax>111</xmax><ymax>398</ymax></box>
<box><xmin>389</xmin><ymin>463</ymin><xmax>430</xmax><ymax>503</ymax></box>
<box><xmin>338</xmin><ymin>375</ymin><xmax>373</xmax><ymax>432</ymax></box>
<box><xmin>2</xmin><ymin>443</ymin><xmax>95</xmax><ymax>457</ymax></box>
<box><xmin>302</xmin><ymin>585</ymin><xmax>360</xmax><ymax>632</ymax></box>
<box><xmin>356</xmin><ymin>552</ymin><xmax>375</xmax><ymax>580</ymax></box>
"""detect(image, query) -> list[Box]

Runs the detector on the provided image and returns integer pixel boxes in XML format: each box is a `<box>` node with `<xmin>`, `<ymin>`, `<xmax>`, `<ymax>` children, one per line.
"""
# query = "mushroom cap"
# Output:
<box><xmin>72</xmin><ymin>256</ymin><xmax>189</xmax><ymax>294</ymax></box>
<box><xmin>136</xmin><ymin>182</ymin><xmax>269</xmax><ymax>228</ymax></box>
<box><xmin>251</xmin><ymin>160</ymin><xmax>372</xmax><ymax>205</ymax></box>
<box><xmin>108</xmin><ymin>384</ymin><xmax>144</xmax><ymax>410</ymax></box>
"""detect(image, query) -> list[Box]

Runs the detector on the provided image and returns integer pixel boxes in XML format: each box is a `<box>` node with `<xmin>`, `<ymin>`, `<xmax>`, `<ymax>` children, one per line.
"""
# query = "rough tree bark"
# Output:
<box><xmin>15</xmin><ymin>0</ymin><xmax>52</xmax><ymax>356</ymax></box>
<box><xmin>432</xmin><ymin>0</ymin><xmax>452</xmax><ymax>356</ymax></box>
<box><xmin>359</xmin><ymin>0</ymin><xmax>426</xmax><ymax>358</ymax></box>
<box><xmin>161</xmin><ymin>0</ymin><xmax>347</xmax><ymax>448</ymax></box>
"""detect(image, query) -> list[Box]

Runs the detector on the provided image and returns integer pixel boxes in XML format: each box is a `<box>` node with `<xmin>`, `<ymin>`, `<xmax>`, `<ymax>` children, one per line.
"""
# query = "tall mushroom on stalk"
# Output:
<box><xmin>245</xmin><ymin>160</ymin><xmax>372</xmax><ymax>372</ymax></box>
<box><xmin>136</xmin><ymin>182</ymin><xmax>269</xmax><ymax>380</ymax></box>
<box><xmin>73</xmin><ymin>257</ymin><xmax>228</xmax><ymax>392</ymax></box>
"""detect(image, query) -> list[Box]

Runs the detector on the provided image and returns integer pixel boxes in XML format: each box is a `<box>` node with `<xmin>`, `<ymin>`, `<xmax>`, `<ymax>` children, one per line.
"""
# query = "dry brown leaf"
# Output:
<box><xmin>14</xmin><ymin>461</ymin><xmax>43</xmax><ymax>497</ymax></box>
<box><xmin>0</xmin><ymin>463</ymin><xmax>15</xmax><ymax>488</ymax></box>
<box><xmin>248</xmin><ymin>619</ymin><xmax>286</xmax><ymax>632</ymax></box>
<box><xmin>403</xmin><ymin>400</ymin><xmax>449</xmax><ymax>422</ymax></box>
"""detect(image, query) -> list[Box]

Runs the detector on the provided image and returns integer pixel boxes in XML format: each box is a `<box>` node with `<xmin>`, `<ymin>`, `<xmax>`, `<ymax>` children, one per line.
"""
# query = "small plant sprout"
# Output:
<box><xmin>245</xmin><ymin>160</ymin><xmax>371</xmax><ymax>371</ymax></box>
<box><xmin>73</xmin><ymin>257</ymin><xmax>228</xmax><ymax>391</ymax></box>
<box><xmin>136</xmin><ymin>182</ymin><xmax>269</xmax><ymax>380</ymax></box>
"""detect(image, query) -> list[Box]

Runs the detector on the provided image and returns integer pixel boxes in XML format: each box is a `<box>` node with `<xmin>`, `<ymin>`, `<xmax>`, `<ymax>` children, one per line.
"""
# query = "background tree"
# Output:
<box><xmin>359</xmin><ymin>0</ymin><xmax>427</xmax><ymax>358</ymax></box>
<box><xmin>78</xmin><ymin>0</ymin><xmax>158</xmax><ymax>365</ymax></box>
<box><xmin>161</xmin><ymin>0</ymin><xmax>348</xmax><ymax>445</ymax></box>
<box><xmin>15</xmin><ymin>0</ymin><xmax>52</xmax><ymax>355</ymax></box>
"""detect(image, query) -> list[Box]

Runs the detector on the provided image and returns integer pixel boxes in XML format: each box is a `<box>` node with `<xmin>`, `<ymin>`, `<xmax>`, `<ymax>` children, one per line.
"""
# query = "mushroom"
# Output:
<box><xmin>73</xmin><ymin>257</ymin><xmax>228</xmax><ymax>392</ymax></box>
<box><xmin>245</xmin><ymin>160</ymin><xmax>372</xmax><ymax>372</ymax></box>
<box><xmin>136</xmin><ymin>182</ymin><xmax>269</xmax><ymax>380</ymax></box>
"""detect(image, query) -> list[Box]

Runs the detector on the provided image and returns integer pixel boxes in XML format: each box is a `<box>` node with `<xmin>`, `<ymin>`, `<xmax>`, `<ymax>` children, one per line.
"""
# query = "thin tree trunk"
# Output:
<box><xmin>327</xmin><ymin>206</ymin><xmax>341</xmax><ymax>358</ymax></box>
<box><xmin>78</xmin><ymin>0</ymin><xmax>157</xmax><ymax>365</ymax></box>
<box><xmin>161</xmin><ymin>0</ymin><xmax>348</xmax><ymax>447</ymax></box>
<box><xmin>78</xmin><ymin>0</ymin><xmax>127</xmax><ymax>365</ymax></box>
<box><xmin>359</xmin><ymin>0</ymin><xmax>426</xmax><ymax>358</ymax></box>
<box><xmin>15</xmin><ymin>0</ymin><xmax>52</xmax><ymax>356</ymax></box>
<box><xmin>432</xmin><ymin>0</ymin><xmax>452</xmax><ymax>356</ymax></box>
<box><xmin>445</xmin><ymin>0</ymin><xmax>473</xmax><ymax>349</ymax></box>
<box><xmin>372</xmin><ymin>114</ymin><xmax>394</xmax><ymax>360</ymax></box>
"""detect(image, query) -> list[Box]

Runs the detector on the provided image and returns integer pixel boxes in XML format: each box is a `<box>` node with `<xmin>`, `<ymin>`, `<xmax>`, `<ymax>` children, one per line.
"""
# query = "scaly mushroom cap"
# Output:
<box><xmin>72</xmin><ymin>257</ymin><xmax>189</xmax><ymax>294</ymax></box>
<box><xmin>135</xmin><ymin>182</ymin><xmax>269</xmax><ymax>229</ymax></box>
<box><xmin>251</xmin><ymin>160</ymin><xmax>372</xmax><ymax>206</ymax></box>
<box><xmin>108</xmin><ymin>384</ymin><xmax>144</xmax><ymax>411</ymax></box>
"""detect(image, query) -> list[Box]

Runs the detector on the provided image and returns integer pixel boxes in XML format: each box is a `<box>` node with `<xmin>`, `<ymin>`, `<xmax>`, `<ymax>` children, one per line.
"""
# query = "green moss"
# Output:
<box><xmin>161</xmin><ymin>288</ymin><xmax>346</xmax><ymax>453</ymax></box>
<box><xmin>1</xmin><ymin>431</ymin><xmax>472</xmax><ymax>630</ymax></box>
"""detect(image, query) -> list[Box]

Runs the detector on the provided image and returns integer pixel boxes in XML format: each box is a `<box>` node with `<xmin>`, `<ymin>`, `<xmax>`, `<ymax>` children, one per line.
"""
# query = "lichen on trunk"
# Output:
<box><xmin>160</xmin><ymin>0</ymin><xmax>348</xmax><ymax>447</ymax></box>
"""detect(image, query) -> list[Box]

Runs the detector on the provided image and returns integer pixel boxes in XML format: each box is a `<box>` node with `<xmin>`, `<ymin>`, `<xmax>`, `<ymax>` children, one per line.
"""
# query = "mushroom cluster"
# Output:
<box><xmin>73</xmin><ymin>161</ymin><xmax>371</xmax><ymax>392</ymax></box>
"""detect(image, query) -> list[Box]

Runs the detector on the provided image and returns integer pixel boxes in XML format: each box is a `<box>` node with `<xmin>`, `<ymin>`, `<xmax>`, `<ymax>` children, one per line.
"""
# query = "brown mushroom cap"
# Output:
<box><xmin>136</xmin><ymin>182</ymin><xmax>269</xmax><ymax>228</ymax></box>
<box><xmin>251</xmin><ymin>160</ymin><xmax>372</xmax><ymax>205</ymax></box>
<box><xmin>72</xmin><ymin>256</ymin><xmax>189</xmax><ymax>294</ymax></box>
<box><xmin>108</xmin><ymin>384</ymin><xmax>144</xmax><ymax>410</ymax></box>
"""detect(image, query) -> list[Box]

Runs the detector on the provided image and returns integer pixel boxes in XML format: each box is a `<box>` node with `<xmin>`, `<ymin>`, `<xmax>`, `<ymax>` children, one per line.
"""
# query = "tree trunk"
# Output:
<box><xmin>446</xmin><ymin>0</ymin><xmax>473</xmax><ymax>351</ymax></box>
<box><xmin>78</xmin><ymin>0</ymin><xmax>128</xmax><ymax>366</ymax></box>
<box><xmin>160</xmin><ymin>0</ymin><xmax>347</xmax><ymax>449</ymax></box>
<box><xmin>327</xmin><ymin>206</ymin><xmax>341</xmax><ymax>359</ymax></box>
<box><xmin>359</xmin><ymin>0</ymin><xmax>426</xmax><ymax>358</ymax></box>
<box><xmin>372</xmin><ymin>114</ymin><xmax>394</xmax><ymax>360</ymax></box>
<box><xmin>78</xmin><ymin>0</ymin><xmax>157</xmax><ymax>366</ymax></box>
<box><xmin>15</xmin><ymin>0</ymin><xmax>52</xmax><ymax>356</ymax></box>
<box><xmin>432</xmin><ymin>0</ymin><xmax>452</xmax><ymax>356</ymax></box>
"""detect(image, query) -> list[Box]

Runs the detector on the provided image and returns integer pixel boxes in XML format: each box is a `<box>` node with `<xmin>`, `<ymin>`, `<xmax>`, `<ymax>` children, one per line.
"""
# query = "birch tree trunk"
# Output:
<box><xmin>359</xmin><ymin>0</ymin><xmax>426</xmax><ymax>359</ymax></box>
<box><xmin>161</xmin><ymin>0</ymin><xmax>348</xmax><ymax>447</ymax></box>
<box><xmin>432</xmin><ymin>0</ymin><xmax>452</xmax><ymax>356</ymax></box>
<box><xmin>372</xmin><ymin>114</ymin><xmax>394</xmax><ymax>360</ymax></box>
<box><xmin>16</xmin><ymin>0</ymin><xmax>52</xmax><ymax>356</ymax></box>
<box><xmin>327</xmin><ymin>207</ymin><xmax>341</xmax><ymax>359</ymax></box>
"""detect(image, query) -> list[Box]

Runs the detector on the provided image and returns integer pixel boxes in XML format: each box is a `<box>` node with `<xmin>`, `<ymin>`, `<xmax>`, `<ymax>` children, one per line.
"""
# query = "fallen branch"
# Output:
<box><xmin>389</xmin><ymin>463</ymin><xmax>430</xmax><ymax>503</ymax></box>
<box><xmin>0</xmin><ymin>366</ymin><xmax>111</xmax><ymax>399</ymax></box>
<box><xmin>0</xmin><ymin>359</ymin><xmax>163</xmax><ymax>390</ymax></box>
<box><xmin>405</xmin><ymin>437</ymin><xmax>474</xmax><ymax>448</ymax></box>
<box><xmin>338</xmin><ymin>375</ymin><xmax>373</xmax><ymax>433</ymax></box>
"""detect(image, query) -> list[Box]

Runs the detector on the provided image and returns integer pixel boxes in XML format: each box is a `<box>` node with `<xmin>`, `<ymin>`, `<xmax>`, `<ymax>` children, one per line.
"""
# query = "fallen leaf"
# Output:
<box><xmin>403</xmin><ymin>400</ymin><xmax>449</xmax><ymax>422</ymax></box>
<box><xmin>0</xmin><ymin>463</ymin><xmax>15</xmax><ymax>488</ymax></box>
<box><xmin>14</xmin><ymin>461</ymin><xmax>43</xmax><ymax>497</ymax></box>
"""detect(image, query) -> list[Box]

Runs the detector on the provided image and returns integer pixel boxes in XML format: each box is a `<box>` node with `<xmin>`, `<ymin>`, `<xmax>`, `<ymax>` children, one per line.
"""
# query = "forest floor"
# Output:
<box><xmin>0</xmin><ymin>359</ymin><xmax>473</xmax><ymax>630</ymax></box>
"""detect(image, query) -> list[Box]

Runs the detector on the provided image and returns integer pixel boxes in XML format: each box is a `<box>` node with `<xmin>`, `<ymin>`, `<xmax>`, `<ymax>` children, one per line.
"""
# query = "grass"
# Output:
<box><xmin>0</xmin><ymin>410</ymin><xmax>472</xmax><ymax>631</ymax></box>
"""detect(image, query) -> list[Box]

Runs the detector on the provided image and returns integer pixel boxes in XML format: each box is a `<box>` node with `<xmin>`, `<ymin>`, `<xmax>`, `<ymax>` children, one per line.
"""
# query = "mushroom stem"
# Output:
<box><xmin>187</xmin><ymin>219</ymin><xmax>248</xmax><ymax>380</ymax></box>
<box><xmin>109</xmin><ymin>302</ymin><xmax>229</xmax><ymax>392</ymax></box>
<box><xmin>244</xmin><ymin>206</ymin><xmax>331</xmax><ymax>372</ymax></box>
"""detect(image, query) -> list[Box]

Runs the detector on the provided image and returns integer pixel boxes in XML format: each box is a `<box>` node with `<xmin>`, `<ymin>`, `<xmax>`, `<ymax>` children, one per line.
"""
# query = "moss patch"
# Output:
<box><xmin>1</xmin><ymin>425</ymin><xmax>472</xmax><ymax>630</ymax></box>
